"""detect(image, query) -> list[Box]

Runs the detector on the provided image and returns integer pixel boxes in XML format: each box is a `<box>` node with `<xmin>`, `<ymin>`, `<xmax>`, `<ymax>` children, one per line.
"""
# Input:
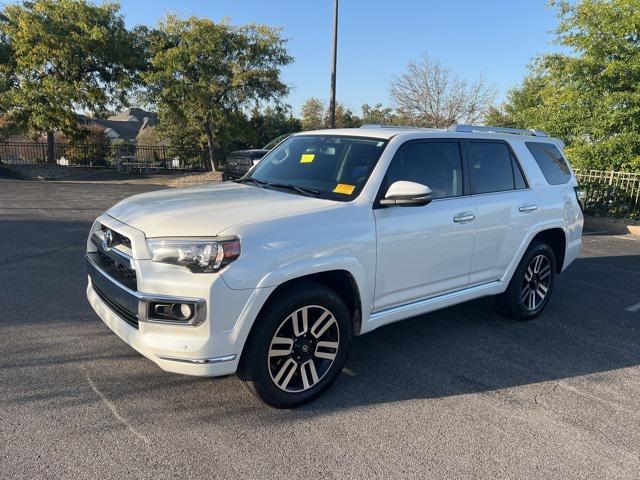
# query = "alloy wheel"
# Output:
<box><xmin>267</xmin><ymin>305</ymin><xmax>340</xmax><ymax>393</ymax></box>
<box><xmin>521</xmin><ymin>254</ymin><xmax>552</xmax><ymax>311</ymax></box>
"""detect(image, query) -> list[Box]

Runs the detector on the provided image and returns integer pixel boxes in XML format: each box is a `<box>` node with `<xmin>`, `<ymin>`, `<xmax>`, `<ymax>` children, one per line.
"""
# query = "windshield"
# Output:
<box><xmin>246</xmin><ymin>135</ymin><xmax>388</xmax><ymax>201</ymax></box>
<box><xmin>262</xmin><ymin>133</ymin><xmax>291</xmax><ymax>150</ymax></box>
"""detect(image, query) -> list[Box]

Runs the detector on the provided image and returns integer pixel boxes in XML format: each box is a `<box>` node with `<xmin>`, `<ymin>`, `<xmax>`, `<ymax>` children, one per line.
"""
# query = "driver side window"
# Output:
<box><xmin>385</xmin><ymin>141</ymin><xmax>463</xmax><ymax>199</ymax></box>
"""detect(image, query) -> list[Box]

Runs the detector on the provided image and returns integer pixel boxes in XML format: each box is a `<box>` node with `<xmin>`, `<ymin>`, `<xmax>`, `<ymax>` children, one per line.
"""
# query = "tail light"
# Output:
<box><xmin>574</xmin><ymin>186</ymin><xmax>586</xmax><ymax>212</ymax></box>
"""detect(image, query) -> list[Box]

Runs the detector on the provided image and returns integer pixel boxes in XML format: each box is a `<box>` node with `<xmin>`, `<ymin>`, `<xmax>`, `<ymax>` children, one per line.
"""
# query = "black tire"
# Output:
<box><xmin>496</xmin><ymin>241</ymin><xmax>557</xmax><ymax>321</ymax></box>
<box><xmin>238</xmin><ymin>280</ymin><xmax>351</xmax><ymax>408</ymax></box>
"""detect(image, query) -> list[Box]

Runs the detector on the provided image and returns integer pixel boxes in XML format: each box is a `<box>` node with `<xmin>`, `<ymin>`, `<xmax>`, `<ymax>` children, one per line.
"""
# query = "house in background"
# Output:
<box><xmin>88</xmin><ymin>108</ymin><xmax>158</xmax><ymax>143</ymax></box>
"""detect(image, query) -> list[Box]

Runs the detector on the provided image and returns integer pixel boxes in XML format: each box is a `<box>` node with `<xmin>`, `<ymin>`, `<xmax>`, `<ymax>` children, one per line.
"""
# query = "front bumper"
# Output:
<box><xmin>86</xmin><ymin>255</ymin><xmax>239</xmax><ymax>376</ymax></box>
<box><xmin>85</xmin><ymin>213</ymin><xmax>276</xmax><ymax>378</ymax></box>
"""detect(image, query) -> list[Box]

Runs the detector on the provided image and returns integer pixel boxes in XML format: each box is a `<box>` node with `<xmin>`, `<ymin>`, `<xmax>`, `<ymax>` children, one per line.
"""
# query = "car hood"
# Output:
<box><xmin>107</xmin><ymin>182</ymin><xmax>337</xmax><ymax>238</ymax></box>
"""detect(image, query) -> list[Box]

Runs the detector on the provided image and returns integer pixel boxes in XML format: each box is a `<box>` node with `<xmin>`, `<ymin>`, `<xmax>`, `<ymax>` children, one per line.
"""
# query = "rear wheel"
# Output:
<box><xmin>496</xmin><ymin>241</ymin><xmax>556</xmax><ymax>321</ymax></box>
<box><xmin>238</xmin><ymin>280</ymin><xmax>351</xmax><ymax>408</ymax></box>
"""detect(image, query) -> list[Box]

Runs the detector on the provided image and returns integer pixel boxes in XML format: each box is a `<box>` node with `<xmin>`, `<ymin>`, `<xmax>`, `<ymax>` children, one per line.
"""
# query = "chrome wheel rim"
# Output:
<box><xmin>268</xmin><ymin>305</ymin><xmax>340</xmax><ymax>393</ymax></box>
<box><xmin>521</xmin><ymin>254</ymin><xmax>552</xmax><ymax>311</ymax></box>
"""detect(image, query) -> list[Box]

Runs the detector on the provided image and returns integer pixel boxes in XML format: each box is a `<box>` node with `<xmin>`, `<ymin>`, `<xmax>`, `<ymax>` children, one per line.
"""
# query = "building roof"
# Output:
<box><xmin>85</xmin><ymin>108</ymin><xmax>158</xmax><ymax>142</ymax></box>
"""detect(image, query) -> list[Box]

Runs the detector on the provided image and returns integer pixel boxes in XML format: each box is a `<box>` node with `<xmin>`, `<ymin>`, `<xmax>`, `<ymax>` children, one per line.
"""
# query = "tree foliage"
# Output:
<box><xmin>144</xmin><ymin>16</ymin><xmax>292</xmax><ymax>170</ymax></box>
<box><xmin>300</xmin><ymin>97</ymin><xmax>363</xmax><ymax>130</ymax></box>
<box><xmin>247</xmin><ymin>105</ymin><xmax>300</xmax><ymax>147</ymax></box>
<box><xmin>0</xmin><ymin>0</ymin><xmax>144</xmax><ymax>144</ymax></box>
<box><xmin>300</xmin><ymin>97</ymin><xmax>325</xmax><ymax>130</ymax></box>
<box><xmin>496</xmin><ymin>0</ymin><xmax>640</xmax><ymax>171</ymax></box>
<box><xmin>361</xmin><ymin>103</ymin><xmax>399</xmax><ymax>125</ymax></box>
<box><xmin>390</xmin><ymin>54</ymin><xmax>496</xmax><ymax>128</ymax></box>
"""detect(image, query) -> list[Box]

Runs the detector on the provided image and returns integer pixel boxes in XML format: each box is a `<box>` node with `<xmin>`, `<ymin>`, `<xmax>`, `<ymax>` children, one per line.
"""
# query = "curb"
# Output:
<box><xmin>584</xmin><ymin>216</ymin><xmax>640</xmax><ymax>237</ymax></box>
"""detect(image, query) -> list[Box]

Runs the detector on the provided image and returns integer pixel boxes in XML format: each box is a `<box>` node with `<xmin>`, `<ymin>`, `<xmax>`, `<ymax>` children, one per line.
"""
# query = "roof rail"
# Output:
<box><xmin>448</xmin><ymin>124</ymin><xmax>548</xmax><ymax>137</ymax></box>
<box><xmin>360</xmin><ymin>124</ymin><xmax>436</xmax><ymax>131</ymax></box>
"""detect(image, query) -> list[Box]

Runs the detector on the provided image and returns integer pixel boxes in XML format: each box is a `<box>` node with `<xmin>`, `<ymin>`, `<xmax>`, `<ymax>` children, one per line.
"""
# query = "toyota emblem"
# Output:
<box><xmin>104</xmin><ymin>229</ymin><xmax>114</xmax><ymax>248</ymax></box>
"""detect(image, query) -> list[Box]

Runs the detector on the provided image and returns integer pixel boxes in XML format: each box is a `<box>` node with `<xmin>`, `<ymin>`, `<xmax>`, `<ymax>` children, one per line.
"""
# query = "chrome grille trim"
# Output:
<box><xmin>86</xmin><ymin>255</ymin><xmax>207</xmax><ymax>327</ymax></box>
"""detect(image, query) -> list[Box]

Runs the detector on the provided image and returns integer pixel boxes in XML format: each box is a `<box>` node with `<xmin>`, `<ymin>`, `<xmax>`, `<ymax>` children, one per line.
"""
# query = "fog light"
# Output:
<box><xmin>149</xmin><ymin>302</ymin><xmax>195</xmax><ymax>323</ymax></box>
<box><xmin>180</xmin><ymin>303</ymin><xmax>193</xmax><ymax>319</ymax></box>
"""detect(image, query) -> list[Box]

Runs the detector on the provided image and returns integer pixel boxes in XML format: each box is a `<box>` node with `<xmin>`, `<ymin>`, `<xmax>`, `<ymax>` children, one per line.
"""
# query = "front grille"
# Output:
<box><xmin>96</xmin><ymin>250</ymin><xmax>137</xmax><ymax>289</ymax></box>
<box><xmin>92</xmin><ymin>225</ymin><xmax>137</xmax><ymax>290</ymax></box>
<box><xmin>92</xmin><ymin>281</ymin><xmax>139</xmax><ymax>329</ymax></box>
<box><xmin>100</xmin><ymin>225</ymin><xmax>131</xmax><ymax>248</ymax></box>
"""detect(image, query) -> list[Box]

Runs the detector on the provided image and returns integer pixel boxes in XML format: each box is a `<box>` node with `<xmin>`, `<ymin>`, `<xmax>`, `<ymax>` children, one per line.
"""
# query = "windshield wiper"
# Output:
<box><xmin>264</xmin><ymin>182</ymin><xmax>321</xmax><ymax>197</ymax></box>
<box><xmin>235</xmin><ymin>177</ymin><xmax>268</xmax><ymax>188</ymax></box>
<box><xmin>236</xmin><ymin>177</ymin><xmax>320</xmax><ymax>197</ymax></box>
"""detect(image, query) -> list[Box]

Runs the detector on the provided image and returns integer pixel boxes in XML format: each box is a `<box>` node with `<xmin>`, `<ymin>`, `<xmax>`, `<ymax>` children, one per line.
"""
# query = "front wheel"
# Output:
<box><xmin>238</xmin><ymin>280</ymin><xmax>351</xmax><ymax>408</ymax></box>
<box><xmin>496</xmin><ymin>241</ymin><xmax>557</xmax><ymax>321</ymax></box>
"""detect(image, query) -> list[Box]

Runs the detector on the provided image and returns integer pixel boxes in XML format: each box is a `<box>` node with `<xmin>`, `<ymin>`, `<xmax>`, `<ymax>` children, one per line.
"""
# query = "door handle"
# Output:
<box><xmin>519</xmin><ymin>204</ymin><xmax>538</xmax><ymax>212</ymax></box>
<box><xmin>453</xmin><ymin>212</ymin><xmax>475</xmax><ymax>223</ymax></box>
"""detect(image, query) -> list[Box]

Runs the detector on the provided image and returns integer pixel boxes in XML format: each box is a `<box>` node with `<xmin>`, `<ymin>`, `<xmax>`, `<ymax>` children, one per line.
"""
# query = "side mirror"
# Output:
<box><xmin>379</xmin><ymin>181</ymin><xmax>432</xmax><ymax>207</ymax></box>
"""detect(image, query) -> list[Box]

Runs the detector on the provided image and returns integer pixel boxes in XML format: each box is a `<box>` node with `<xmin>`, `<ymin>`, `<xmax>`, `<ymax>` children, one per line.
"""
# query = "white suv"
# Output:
<box><xmin>86</xmin><ymin>125</ymin><xmax>583</xmax><ymax>407</ymax></box>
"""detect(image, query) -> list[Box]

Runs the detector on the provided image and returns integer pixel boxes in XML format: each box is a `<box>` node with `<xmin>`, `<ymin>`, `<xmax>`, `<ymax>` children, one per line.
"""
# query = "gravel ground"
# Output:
<box><xmin>2</xmin><ymin>179</ymin><xmax>640</xmax><ymax>479</ymax></box>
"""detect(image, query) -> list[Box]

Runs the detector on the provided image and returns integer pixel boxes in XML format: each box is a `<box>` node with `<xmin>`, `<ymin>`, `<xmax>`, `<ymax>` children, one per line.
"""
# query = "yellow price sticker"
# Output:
<box><xmin>300</xmin><ymin>153</ymin><xmax>315</xmax><ymax>163</ymax></box>
<box><xmin>333</xmin><ymin>183</ymin><xmax>355</xmax><ymax>195</ymax></box>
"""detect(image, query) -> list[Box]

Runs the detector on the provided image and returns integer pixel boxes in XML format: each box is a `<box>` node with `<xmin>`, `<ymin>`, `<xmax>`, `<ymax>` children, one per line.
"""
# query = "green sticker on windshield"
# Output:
<box><xmin>300</xmin><ymin>153</ymin><xmax>315</xmax><ymax>163</ymax></box>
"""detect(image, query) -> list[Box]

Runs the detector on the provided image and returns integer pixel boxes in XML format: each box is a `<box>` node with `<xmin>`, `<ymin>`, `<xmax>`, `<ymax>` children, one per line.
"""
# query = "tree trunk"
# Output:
<box><xmin>46</xmin><ymin>131</ymin><xmax>55</xmax><ymax>164</ymax></box>
<box><xmin>203</xmin><ymin>122</ymin><xmax>216</xmax><ymax>172</ymax></box>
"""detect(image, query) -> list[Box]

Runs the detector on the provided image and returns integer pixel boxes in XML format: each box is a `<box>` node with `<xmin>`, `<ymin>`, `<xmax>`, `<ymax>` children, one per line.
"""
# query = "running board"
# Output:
<box><xmin>365</xmin><ymin>281</ymin><xmax>503</xmax><ymax>333</ymax></box>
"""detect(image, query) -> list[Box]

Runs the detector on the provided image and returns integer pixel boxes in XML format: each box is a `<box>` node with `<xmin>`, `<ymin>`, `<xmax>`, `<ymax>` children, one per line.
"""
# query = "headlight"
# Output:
<box><xmin>147</xmin><ymin>237</ymin><xmax>240</xmax><ymax>273</ymax></box>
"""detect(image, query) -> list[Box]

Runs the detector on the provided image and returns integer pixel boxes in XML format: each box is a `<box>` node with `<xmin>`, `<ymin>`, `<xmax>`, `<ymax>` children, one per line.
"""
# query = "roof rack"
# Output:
<box><xmin>447</xmin><ymin>124</ymin><xmax>548</xmax><ymax>137</ymax></box>
<box><xmin>360</xmin><ymin>124</ymin><xmax>437</xmax><ymax>131</ymax></box>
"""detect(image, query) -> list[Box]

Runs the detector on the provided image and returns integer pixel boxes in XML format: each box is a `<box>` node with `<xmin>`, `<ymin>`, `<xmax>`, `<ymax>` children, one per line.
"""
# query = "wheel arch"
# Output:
<box><xmin>258</xmin><ymin>269</ymin><xmax>363</xmax><ymax>336</ymax></box>
<box><xmin>531</xmin><ymin>228</ymin><xmax>566</xmax><ymax>273</ymax></box>
<box><xmin>501</xmin><ymin>223</ymin><xmax>569</xmax><ymax>287</ymax></box>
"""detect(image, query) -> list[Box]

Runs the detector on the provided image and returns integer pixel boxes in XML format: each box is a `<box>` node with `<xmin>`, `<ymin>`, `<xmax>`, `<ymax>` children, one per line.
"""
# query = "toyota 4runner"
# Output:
<box><xmin>86</xmin><ymin>124</ymin><xmax>583</xmax><ymax>407</ymax></box>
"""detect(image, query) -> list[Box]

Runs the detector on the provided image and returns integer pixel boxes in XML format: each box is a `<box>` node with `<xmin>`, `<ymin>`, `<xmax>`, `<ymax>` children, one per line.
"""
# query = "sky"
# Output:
<box><xmin>118</xmin><ymin>0</ymin><xmax>565</xmax><ymax>116</ymax></box>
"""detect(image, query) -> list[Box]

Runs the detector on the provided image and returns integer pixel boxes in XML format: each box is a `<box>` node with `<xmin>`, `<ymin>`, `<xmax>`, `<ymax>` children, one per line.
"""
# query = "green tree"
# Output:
<box><xmin>484</xmin><ymin>76</ymin><xmax>547</xmax><ymax>128</ymax></box>
<box><xmin>330</xmin><ymin>103</ymin><xmax>362</xmax><ymax>128</ymax></box>
<box><xmin>497</xmin><ymin>0</ymin><xmax>640</xmax><ymax>171</ymax></box>
<box><xmin>136</xmin><ymin>126</ymin><xmax>167</xmax><ymax>146</ymax></box>
<box><xmin>301</xmin><ymin>97</ymin><xmax>325</xmax><ymax>130</ymax></box>
<box><xmin>248</xmin><ymin>105</ymin><xmax>301</xmax><ymax>147</ymax></box>
<box><xmin>301</xmin><ymin>97</ymin><xmax>362</xmax><ymax>130</ymax></box>
<box><xmin>144</xmin><ymin>16</ymin><xmax>292</xmax><ymax>171</ymax></box>
<box><xmin>0</xmin><ymin>0</ymin><xmax>145</xmax><ymax>162</ymax></box>
<box><xmin>361</xmin><ymin>103</ymin><xmax>397</xmax><ymax>125</ymax></box>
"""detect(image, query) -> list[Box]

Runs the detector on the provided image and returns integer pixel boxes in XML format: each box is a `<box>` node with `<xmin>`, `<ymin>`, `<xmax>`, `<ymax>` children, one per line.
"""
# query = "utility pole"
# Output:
<box><xmin>329</xmin><ymin>0</ymin><xmax>339</xmax><ymax>129</ymax></box>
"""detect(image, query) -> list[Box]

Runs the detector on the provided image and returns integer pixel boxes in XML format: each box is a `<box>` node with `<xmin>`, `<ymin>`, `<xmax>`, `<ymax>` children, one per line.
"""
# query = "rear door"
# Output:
<box><xmin>467</xmin><ymin>140</ymin><xmax>540</xmax><ymax>285</ymax></box>
<box><xmin>373</xmin><ymin>139</ymin><xmax>476</xmax><ymax>311</ymax></box>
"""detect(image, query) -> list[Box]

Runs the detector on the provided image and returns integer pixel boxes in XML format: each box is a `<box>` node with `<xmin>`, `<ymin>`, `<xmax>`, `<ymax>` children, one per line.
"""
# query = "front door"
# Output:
<box><xmin>373</xmin><ymin>140</ymin><xmax>476</xmax><ymax>312</ymax></box>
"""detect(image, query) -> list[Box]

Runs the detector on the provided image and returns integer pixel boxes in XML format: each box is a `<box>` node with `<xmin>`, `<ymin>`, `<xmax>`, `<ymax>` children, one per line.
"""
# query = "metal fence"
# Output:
<box><xmin>0</xmin><ymin>142</ymin><xmax>208</xmax><ymax>171</ymax></box>
<box><xmin>575</xmin><ymin>169</ymin><xmax>640</xmax><ymax>219</ymax></box>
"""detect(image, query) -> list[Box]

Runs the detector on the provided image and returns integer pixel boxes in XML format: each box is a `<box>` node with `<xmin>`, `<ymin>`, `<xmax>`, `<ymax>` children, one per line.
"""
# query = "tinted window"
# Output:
<box><xmin>385</xmin><ymin>141</ymin><xmax>463</xmax><ymax>199</ymax></box>
<box><xmin>469</xmin><ymin>142</ymin><xmax>515</xmax><ymax>194</ymax></box>
<box><xmin>512</xmin><ymin>156</ymin><xmax>528</xmax><ymax>189</ymax></box>
<box><xmin>526</xmin><ymin>142</ymin><xmax>571</xmax><ymax>185</ymax></box>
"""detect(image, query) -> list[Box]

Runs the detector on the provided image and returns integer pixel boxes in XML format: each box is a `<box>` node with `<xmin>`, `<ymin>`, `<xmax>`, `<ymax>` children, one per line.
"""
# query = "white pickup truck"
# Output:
<box><xmin>86</xmin><ymin>125</ymin><xmax>583</xmax><ymax>407</ymax></box>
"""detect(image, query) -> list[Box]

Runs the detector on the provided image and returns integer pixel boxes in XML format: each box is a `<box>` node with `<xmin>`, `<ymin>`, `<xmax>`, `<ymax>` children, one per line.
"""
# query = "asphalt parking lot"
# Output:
<box><xmin>1</xmin><ymin>178</ymin><xmax>640</xmax><ymax>479</ymax></box>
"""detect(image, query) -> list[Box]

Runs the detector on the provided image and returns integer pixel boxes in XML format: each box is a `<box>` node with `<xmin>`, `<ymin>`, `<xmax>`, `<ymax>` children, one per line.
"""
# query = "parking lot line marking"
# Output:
<box><xmin>78</xmin><ymin>364</ymin><xmax>150</xmax><ymax>444</ymax></box>
<box><xmin>626</xmin><ymin>302</ymin><xmax>640</xmax><ymax>312</ymax></box>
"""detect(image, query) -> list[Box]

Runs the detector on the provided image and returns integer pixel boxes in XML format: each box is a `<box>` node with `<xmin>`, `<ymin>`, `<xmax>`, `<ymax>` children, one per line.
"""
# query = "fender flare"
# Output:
<box><xmin>500</xmin><ymin>220</ymin><xmax>568</xmax><ymax>287</ymax></box>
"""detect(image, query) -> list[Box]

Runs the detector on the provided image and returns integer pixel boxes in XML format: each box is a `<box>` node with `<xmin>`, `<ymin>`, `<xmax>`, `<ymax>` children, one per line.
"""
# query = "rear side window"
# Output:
<box><xmin>385</xmin><ymin>141</ymin><xmax>463</xmax><ymax>199</ymax></box>
<box><xmin>525</xmin><ymin>142</ymin><xmax>571</xmax><ymax>185</ymax></box>
<box><xmin>468</xmin><ymin>142</ymin><xmax>517</xmax><ymax>194</ymax></box>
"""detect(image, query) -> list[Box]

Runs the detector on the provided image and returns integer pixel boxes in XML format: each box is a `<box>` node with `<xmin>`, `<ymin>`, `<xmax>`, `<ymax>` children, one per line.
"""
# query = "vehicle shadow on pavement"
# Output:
<box><xmin>303</xmin><ymin>253</ymin><xmax>640</xmax><ymax>412</ymax></box>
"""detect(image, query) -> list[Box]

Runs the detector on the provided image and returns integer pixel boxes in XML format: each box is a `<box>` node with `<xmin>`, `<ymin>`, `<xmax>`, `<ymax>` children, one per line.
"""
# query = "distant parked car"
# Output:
<box><xmin>222</xmin><ymin>134</ymin><xmax>291</xmax><ymax>181</ymax></box>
